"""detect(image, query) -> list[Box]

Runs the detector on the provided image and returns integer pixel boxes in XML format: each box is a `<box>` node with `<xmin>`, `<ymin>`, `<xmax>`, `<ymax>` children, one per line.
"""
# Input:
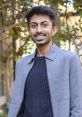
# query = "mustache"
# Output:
<box><xmin>34</xmin><ymin>33</ymin><xmax>46</xmax><ymax>37</ymax></box>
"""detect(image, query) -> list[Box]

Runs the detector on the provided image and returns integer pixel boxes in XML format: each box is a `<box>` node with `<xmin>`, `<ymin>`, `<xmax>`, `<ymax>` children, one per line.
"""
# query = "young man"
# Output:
<box><xmin>8</xmin><ymin>5</ymin><xmax>82</xmax><ymax>117</ymax></box>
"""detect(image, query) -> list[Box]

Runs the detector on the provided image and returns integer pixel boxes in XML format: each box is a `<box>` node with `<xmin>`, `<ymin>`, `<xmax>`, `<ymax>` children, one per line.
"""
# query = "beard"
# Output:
<box><xmin>30</xmin><ymin>32</ymin><xmax>52</xmax><ymax>46</ymax></box>
<box><xmin>32</xmin><ymin>37</ymin><xmax>51</xmax><ymax>46</ymax></box>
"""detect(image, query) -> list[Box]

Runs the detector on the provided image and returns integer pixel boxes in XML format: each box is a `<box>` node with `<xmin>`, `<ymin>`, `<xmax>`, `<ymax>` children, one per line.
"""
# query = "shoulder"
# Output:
<box><xmin>53</xmin><ymin>43</ymin><xmax>78</xmax><ymax>60</ymax></box>
<box><xmin>16</xmin><ymin>53</ymin><xmax>34</xmax><ymax>67</ymax></box>
<box><xmin>58</xmin><ymin>48</ymin><xmax>81</xmax><ymax>65</ymax></box>
<box><xmin>59</xmin><ymin>47</ymin><xmax>79</xmax><ymax>59</ymax></box>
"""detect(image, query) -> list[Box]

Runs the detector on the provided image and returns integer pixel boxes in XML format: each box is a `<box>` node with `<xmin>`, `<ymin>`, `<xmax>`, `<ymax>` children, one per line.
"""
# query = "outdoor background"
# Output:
<box><xmin>0</xmin><ymin>0</ymin><xmax>82</xmax><ymax>117</ymax></box>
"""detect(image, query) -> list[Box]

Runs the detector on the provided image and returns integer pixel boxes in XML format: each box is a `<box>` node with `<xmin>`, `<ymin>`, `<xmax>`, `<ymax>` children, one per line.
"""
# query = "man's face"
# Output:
<box><xmin>28</xmin><ymin>14</ymin><xmax>57</xmax><ymax>46</ymax></box>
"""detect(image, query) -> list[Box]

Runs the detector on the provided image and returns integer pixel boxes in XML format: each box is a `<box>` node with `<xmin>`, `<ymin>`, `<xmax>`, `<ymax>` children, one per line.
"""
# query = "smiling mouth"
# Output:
<box><xmin>37</xmin><ymin>35</ymin><xmax>45</xmax><ymax>38</ymax></box>
<box><xmin>35</xmin><ymin>33</ymin><xmax>46</xmax><ymax>37</ymax></box>
<box><xmin>33</xmin><ymin>33</ymin><xmax>46</xmax><ymax>41</ymax></box>
<box><xmin>35</xmin><ymin>34</ymin><xmax>46</xmax><ymax>39</ymax></box>
<box><xmin>36</xmin><ymin>36</ymin><xmax>45</xmax><ymax>40</ymax></box>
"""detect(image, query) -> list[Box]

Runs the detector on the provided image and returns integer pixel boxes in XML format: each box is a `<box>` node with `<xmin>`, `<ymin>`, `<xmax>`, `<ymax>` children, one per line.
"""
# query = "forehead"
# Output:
<box><xmin>30</xmin><ymin>14</ymin><xmax>51</xmax><ymax>24</ymax></box>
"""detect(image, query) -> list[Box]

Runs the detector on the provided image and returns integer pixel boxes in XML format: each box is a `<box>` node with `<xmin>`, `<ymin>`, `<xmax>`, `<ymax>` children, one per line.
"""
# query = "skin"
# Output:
<box><xmin>28</xmin><ymin>14</ymin><xmax>57</xmax><ymax>56</ymax></box>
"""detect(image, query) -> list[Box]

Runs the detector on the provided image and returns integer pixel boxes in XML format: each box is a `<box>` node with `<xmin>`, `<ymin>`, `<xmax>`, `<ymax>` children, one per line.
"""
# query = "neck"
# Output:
<box><xmin>36</xmin><ymin>41</ymin><xmax>52</xmax><ymax>57</ymax></box>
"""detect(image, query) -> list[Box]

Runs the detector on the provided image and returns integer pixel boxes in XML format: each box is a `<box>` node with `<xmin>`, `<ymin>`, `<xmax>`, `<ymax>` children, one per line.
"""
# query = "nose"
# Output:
<box><xmin>37</xmin><ymin>25</ymin><xmax>42</xmax><ymax>32</ymax></box>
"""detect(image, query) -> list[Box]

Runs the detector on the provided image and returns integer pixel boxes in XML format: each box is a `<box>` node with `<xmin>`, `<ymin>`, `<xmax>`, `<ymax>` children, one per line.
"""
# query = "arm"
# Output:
<box><xmin>8</xmin><ymin>61</ymin><xmax>24</xmax><ymax>117</ymax></box>
<box><xmin>69</xmin><ymin>54</ymin><xmax>82</xmax><ymax>117</ymax></box>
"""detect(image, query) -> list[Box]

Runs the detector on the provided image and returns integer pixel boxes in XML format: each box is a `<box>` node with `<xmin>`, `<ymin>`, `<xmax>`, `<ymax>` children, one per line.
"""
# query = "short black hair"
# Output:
<box><xmin>26</xmin><ymin>5</ymin><xmax>57</xmax><ymax>27</ymax></box>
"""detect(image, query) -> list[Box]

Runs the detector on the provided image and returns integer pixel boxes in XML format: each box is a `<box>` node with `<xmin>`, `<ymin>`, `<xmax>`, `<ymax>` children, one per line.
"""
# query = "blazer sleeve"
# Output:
<box><xmin>69</xmin><ymin>53</ymin><xmax>82</xmax><ymax>117</ymax></box>
<box><xmin>8</xmin><ymin>61</ymin><xmax>22</xmax><ymax>117</ymax></box>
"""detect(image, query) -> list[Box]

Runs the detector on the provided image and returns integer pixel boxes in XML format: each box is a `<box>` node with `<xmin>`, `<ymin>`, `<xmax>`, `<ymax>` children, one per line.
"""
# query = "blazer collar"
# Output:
<box><xmin>27</xmin><ymin>43</ymin><xmax>60</xmax><ymax>64</ymax></box>
<box><xmin>45</xmin><ymin>43</ymin><xmax>60</xmax><ymax>61</ymax></box>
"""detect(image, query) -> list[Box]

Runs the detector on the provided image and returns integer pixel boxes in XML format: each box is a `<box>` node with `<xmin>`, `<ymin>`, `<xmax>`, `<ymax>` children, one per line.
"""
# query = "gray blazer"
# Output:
<box><xmin>8</xmin><ymin>43</ymin><xmax>82</xmax><ymax>117</ymax></box>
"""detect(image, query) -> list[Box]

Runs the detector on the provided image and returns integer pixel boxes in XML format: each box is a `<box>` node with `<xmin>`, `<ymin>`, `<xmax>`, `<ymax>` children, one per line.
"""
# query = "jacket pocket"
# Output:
<box><xmin>56</xmin><ymin>98</ymin><xmax>70</xmax><ymax>117</ymax></box>
<box><xmin>54</xmin><ymin>78</ymin><xmax>70</xmax><ymax>102</ymax></box>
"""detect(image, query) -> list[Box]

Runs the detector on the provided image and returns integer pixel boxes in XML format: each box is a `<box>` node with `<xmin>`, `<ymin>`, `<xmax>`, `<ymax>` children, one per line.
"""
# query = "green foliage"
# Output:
<box><xmin>0</xmin><ymin>0</ymin><xmax>82</xmax><ymax>60</ymax></box>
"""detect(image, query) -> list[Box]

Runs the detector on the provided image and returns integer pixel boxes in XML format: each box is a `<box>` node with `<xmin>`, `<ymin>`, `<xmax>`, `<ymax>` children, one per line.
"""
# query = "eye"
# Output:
<box><xmin>30</xmin><ymin>24</ymin><xmax>37</xmax><ymax>29</ymax></box>
<box><xmin>42</xmin><ymin>23</ymin><xmax>48</xmax><ymax>28</ymax></box>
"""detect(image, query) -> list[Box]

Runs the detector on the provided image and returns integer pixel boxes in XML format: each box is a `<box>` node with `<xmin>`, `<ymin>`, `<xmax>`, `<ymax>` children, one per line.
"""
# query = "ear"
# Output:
<box><xmin>52</xmin><ymin>26</ymin><xmax>58</xmax><ymax>36</ymax></box>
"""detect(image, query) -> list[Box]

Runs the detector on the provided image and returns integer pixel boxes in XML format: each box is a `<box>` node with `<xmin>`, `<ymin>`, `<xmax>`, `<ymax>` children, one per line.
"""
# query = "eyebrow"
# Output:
<box><xmin>30</xmin><ymin>21</ymin><xmax>48</xmax><ymax>24</ymax></box>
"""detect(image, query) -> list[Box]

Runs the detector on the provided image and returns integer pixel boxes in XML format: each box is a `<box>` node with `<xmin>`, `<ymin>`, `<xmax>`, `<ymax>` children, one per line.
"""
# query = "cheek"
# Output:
<box><xmin>46</xmin><ymin>30</ymin><xmax>53</xmax><ymax>36</ymax></box>
<box><xmin>29</xmin><ymin>31</ymin><xmax>35</xmax><ymax>36</ymax></box>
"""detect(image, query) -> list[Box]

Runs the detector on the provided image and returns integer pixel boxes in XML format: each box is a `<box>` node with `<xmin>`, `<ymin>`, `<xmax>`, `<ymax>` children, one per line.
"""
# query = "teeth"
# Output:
<box><xmin>37</xmin><ymin>36</ymin><xmax>44</xmax><ymax>37</ymax></box>
<box><xmin>37</xmin><ymin>35</ymin><xmax>44</xmax><ymax>36</ymax></box>
<box><xmin>37</xmin><ymin>35</ymin><xmax>45</xmax><ymax>36</ymax></box>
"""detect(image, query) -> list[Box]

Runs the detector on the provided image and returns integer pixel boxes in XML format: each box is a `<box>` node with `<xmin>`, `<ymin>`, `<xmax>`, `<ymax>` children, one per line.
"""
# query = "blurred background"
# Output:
<box><xmin>0</xmin><ymin>0</ymin><xmax>82</xmax><ymax>117</ymax></box>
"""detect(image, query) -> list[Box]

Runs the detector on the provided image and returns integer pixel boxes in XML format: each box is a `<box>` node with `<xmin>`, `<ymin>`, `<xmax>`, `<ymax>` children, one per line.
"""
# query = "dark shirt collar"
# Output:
<box><xmin>27</xmin><ymin>43</ymin><xmax>60</xmax><ymax>64</ymax></box>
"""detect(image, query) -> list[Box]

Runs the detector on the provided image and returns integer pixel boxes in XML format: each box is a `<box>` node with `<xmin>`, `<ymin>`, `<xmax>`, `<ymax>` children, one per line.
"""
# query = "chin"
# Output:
<box><xmin>36</xmin><ymin>43</ymin><xmax>44</xmax><ymax>46</ymax></box>
<box><xmin>36</xmin><ymin>42</ymin><xmax>49</xmax><ymax>46</ymax></box>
